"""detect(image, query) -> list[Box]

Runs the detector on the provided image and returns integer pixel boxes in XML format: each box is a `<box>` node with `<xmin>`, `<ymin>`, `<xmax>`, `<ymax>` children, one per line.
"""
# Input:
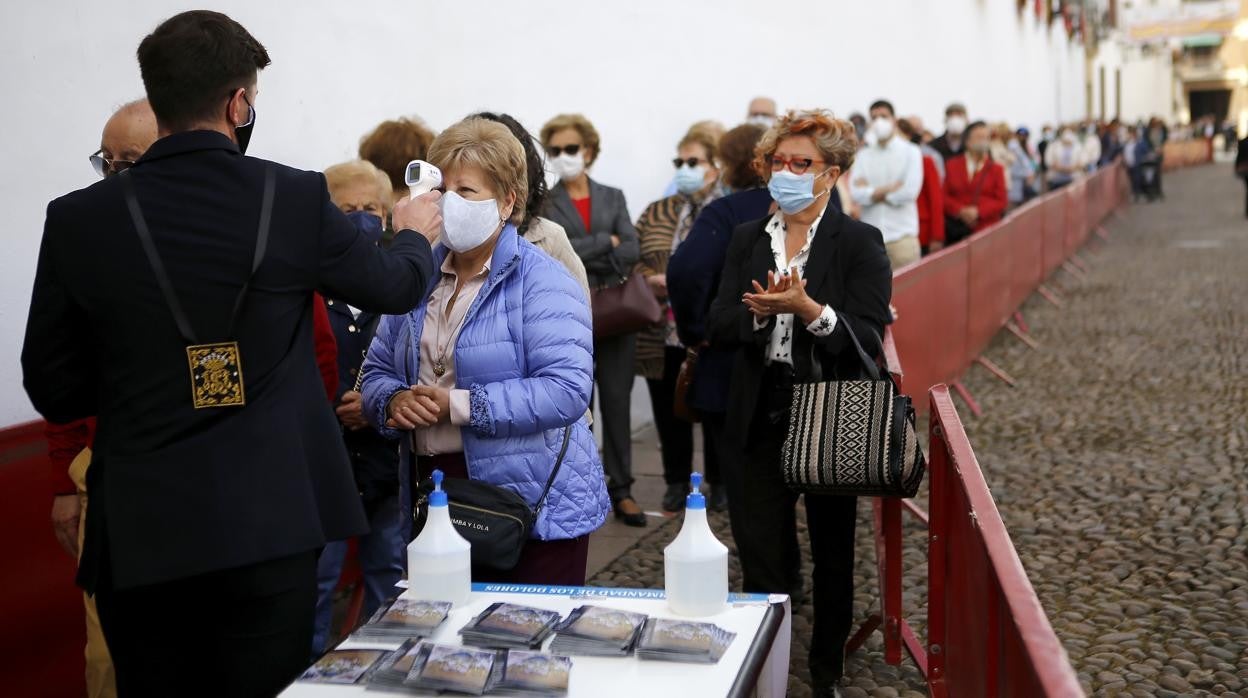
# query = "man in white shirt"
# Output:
<box><xmin>849</xmin><ymin>99</ymin><xmax>924</xmax><ymax>269</ymax></box>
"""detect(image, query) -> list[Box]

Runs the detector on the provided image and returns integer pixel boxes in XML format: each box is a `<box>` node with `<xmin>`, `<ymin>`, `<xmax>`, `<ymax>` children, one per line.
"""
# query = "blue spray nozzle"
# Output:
<box><xmin>430</xmin><ymin>469</ymin><xmax>448</xmax><ymax>507</ymax></box>
<box><xmin>687</xmin><ymin>472</ymin><xmax>706</xmax><ymax>510</ymax></box>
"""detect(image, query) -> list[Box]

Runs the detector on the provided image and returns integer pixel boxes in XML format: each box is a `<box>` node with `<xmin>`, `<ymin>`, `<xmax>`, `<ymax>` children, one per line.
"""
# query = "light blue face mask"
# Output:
<box><xmin>673</xmin><ymin>164</ymin><xmax>706</xmax><ymax>195</ymax></box>
<box><xmin>768</xmin><ymin>167</ymin><xmax>834</xmax><ymax>215</ymax></box>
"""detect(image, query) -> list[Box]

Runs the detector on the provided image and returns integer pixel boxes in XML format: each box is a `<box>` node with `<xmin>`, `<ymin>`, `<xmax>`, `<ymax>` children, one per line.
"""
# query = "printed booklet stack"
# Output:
<box><xmin>635</xmin><ymin>618</ymin><xmax>736</xmax><ymax>664</ymax></box>
<box><xmin>351</xmin><ymin>598</ymin><xmax>454</xmax><ymax>643</ymax></box>
<box><xmin>458</xmin><ymin>603</ymin><xmax>563</xmax><ymax>650</ymax></box>
<box><xmin>365</xmin><ymin>640</ymin><xmax>573</xmax><ymax>696</ymax></box>
<box><xmin>548</xmin><ymin>605</ymin><xmax>649</xmax><ymax>657</ymax></box>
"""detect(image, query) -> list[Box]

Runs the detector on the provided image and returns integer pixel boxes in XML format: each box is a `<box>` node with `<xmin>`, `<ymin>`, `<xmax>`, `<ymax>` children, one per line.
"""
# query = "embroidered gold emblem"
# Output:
<box><xmin>186</xmin><ymin>342</ymin><xmax>245</xmax><ymax>408</ymax></box>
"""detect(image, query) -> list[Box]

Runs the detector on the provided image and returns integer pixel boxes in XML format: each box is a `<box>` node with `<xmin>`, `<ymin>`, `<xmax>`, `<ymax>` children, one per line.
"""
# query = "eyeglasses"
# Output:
<box><xmin>765</xmin><ymin>154</ymin><xmax>827</xmax><ymax>175</ymax></box>
<box><xmin>672</xmin><ymin>157</ymin><xmax>710</xmax><ymax>169</ymax></box>
<box><xmin>547</xmin><ymin>144</ymin><xmax>581</xmax><ymax>157</ymax></box>
<box><xmin>89</xmin><ymin>150</ymin><xmax>136</xmax><ymax>178</ymax></box>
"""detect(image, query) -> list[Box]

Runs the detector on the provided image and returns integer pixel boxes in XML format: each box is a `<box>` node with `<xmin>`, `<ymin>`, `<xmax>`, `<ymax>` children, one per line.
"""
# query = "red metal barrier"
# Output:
<box><xmin>1162</xmin><ymin>139</ymin><xmax>1213</xmax><ymax>170</ymax></box>
<box><xmin>1004</xmin><ymin>198</ymin><xmax>1046</xmax><ymax>314</ymax></box>
<box><xmin>892</xmin><ymin>160</ymin><xmax>1128</xmax><ymax>416</ymax></box>
<box><xmin>926</xmin><ymin>385</ymin><xmax>1083</xmax><ymax>697</ymax></box>
<box><xmin>0</xmin><ymin>421</ymin><xmax>85</xmax><ymax>697</ymax></box>
<box><xmin>1064</xmin><ymin>180</ymin><xmax>1088</xmax><ymax>258</ymax></box>
<box><xmin>891</xmin><ymin>243</ymin><xmax>971</xmax><ymax>408</ymax></box>
<box><xmin>1041</xmin><ymin>191</ymin><xmax>1067</xmax><ymax>279</ymax></box>
<box><xmin>965</xmin><ymin>218</ymin><xmax>1023</xmax><ymax>361</ymax></box>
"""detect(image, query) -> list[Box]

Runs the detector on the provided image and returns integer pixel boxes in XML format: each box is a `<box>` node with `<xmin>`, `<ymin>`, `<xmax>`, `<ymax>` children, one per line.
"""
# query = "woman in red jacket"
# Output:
<box><xmin>943</xmin><ymin>121</ymin><xmax>1008</xmax><ymax>244</ymax></box>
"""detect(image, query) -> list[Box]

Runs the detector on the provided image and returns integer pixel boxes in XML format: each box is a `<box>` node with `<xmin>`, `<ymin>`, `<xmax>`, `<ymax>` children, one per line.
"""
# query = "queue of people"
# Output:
<box><xmin>30</xmin><ymin>9</ymin><xmax>1193</xmax><ymax>698</ymax></box>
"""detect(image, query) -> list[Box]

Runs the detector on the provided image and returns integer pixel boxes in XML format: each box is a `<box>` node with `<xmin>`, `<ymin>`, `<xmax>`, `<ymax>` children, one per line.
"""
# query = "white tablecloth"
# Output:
<box><xmin>280</xmin><ymin>583</ymin><xmax>791</xmax><ymax>698</ymax></box>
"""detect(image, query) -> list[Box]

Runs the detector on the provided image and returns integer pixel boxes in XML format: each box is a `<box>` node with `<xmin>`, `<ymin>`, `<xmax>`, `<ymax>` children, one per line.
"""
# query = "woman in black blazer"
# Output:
<box><xmin>708</xmin><ymin>110</ymin><xmax>892</xmax><ymax>695</ymax></box>
<box><xmin>540</xmin><ymin>114</ymin><xmax>647</xmax><ymax>526</ymax></box>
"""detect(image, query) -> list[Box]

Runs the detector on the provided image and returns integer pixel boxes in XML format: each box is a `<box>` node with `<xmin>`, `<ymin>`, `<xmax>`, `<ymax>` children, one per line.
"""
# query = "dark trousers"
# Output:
<box><xmin>645</xmin><ymin>346</ymin><xmax>721</xmax><ymax>486</ymax></box>
<box><xmin>594</xmin><ymin>332</ymin><xmax>635</xmax><ymax>501</ymax></box>
<box><xmin>95</xmin><ymin>551</ymin><xmax>317</xmax><ymax>697</ymax></box>
<box><xmin>417</xmin><ymin>453</ymin><xmax>590</xmax><ymax>586</ymax></box>
<box><xmin>724</xmin><ymin>378</ymin><xmax>858</xmax><ymax>684</ymax></box>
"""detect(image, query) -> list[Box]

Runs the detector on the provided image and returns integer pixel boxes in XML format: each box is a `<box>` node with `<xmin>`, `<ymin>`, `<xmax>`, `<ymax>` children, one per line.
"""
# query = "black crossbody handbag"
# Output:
<box><xmin>781</xmin><ymin>313</ymin><xmax>925</xmax><ymax>498</ymax></box>
<box><xmin>412</xmin><ymin>428</ymin><xmax>571</xmax><ymax>571</ymax></box>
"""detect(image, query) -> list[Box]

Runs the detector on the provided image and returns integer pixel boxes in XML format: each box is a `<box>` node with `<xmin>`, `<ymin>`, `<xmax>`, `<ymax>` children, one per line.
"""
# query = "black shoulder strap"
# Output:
<box><xmin>533</xmin><ymin>427</ymin><xmax>572</xmax><ymax>516</ymax></box>
<box><xmin>809</xmin><ymin>311</ymin><xmax>883</xmax><ymax>383</ymax></box>
<box><xmin>120</xmin><ymin>165</ymin><xmax>275</xmax><ymax>343</ymax></box>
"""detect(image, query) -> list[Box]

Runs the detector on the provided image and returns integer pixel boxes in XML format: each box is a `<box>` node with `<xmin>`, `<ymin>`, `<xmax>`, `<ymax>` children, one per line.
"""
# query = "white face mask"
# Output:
<box><xmin>748</xmin><ymin>114</ymin><xmax>776</xmax><ymax>128</ymax></box>
<box><xmin>440</xmin><ymin>192</ymin><xmax>504</xmax><ymax>253</ymax></box>
<box><xmin>947</xmin><ymin>115</ymin><xmax>967</xmax><ymax>136</ymax></box>
<box><xmin>871</xmin><ymin>117</ymin><xmax>894</xmax><ymax>143</ymax></box>
<box><xmin>550</xmin><ymin>152</ymin><xmax>585</xmax><ymax>181</ymax></box>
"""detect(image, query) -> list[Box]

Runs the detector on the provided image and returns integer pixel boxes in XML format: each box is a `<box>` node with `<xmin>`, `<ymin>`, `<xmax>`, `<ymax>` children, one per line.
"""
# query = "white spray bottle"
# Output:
<box><xmin>664</xmin><ymin>472</ymin><xmax>729</xmax><ymax>616</ymax></box>
<box><xmin>406</xmin><ymin>469</ymin><xmax>472</xmax><ymax>606</ymax></box>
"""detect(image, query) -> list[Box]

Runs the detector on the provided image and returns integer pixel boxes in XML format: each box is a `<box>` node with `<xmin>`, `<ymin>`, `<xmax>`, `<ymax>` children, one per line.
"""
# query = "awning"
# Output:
<box><xmin>1127</xmin><ymin>16</ymin><xmax>1235</xmax><ymax>42</ymax></box>
<box><xmin>1182</xmin><ymin>33</ymin><xmax>1224</xmax><ymax>48</ymax></box>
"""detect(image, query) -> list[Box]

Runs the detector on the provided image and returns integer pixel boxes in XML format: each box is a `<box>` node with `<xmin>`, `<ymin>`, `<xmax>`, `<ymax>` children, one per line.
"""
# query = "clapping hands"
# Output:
<box><xmin>742</xmin><ymin>267</ymin><xmax>823</xmax><ymax>325</ymax></box>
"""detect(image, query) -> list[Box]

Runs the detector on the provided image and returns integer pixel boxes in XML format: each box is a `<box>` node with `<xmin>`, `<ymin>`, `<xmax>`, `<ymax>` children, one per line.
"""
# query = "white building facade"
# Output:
<box><xmin>0</xmin><ymin>0</ymin><xmax>1090</xmax><ymax>425</ymax></box>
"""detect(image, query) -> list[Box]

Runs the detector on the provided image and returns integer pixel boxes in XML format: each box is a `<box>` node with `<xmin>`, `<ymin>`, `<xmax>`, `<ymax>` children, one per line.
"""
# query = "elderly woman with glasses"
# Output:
<box><xmin>708</xmin><ymin>110</ymin><xmax>892</xmax><ymax>695</ymax></box>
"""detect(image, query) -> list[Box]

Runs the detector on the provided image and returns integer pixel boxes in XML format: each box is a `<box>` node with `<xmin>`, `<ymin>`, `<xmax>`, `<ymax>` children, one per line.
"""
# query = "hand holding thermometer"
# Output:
<box><xmin>405</xmin><ymin>160</ymin><xmax>442</xmax><ymax>199</ymax></box>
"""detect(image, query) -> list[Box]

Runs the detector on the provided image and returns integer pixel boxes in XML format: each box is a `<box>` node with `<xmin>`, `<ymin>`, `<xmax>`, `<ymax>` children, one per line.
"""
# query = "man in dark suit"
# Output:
<box><xmin>1236</xmin><ymin>135</ymin><xmax>1248</xmax><ymax>218</ymax></box>
<box><xmin>22</xmin><ymin>11</ymin><xmax>439</xmax><ymax>696</ymax></box>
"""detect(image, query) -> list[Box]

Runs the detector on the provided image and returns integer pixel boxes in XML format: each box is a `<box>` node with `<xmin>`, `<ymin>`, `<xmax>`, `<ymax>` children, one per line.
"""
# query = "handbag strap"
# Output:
<box><xmin>808</xmin><ymin>311</ymin><xmax>883</xmax><ymax>383</ymax></box>
<box><xmin>533</xmin><ymin>427</ymin><xmax>572</xmax><ymax>517</ymax></box>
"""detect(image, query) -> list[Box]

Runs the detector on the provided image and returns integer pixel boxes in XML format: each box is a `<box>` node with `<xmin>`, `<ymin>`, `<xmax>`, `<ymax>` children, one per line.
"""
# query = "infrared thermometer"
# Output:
<box><xmin>405</xmin><ymin>159</ymin><xmax>442</xmax><ymax>199</ymax></box>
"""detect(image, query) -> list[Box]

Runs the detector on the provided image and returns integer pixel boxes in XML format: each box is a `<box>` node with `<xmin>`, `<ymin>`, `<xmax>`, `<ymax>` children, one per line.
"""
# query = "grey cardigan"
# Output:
<box><xmin>545</xmin><ymin>178</ymin><xmax>640</xmax><ymax>288</ymax></box>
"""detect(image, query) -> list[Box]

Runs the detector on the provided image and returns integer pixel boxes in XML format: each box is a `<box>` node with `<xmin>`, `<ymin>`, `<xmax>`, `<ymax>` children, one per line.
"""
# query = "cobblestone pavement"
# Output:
<box><xmin>954</xmin><ymin>164</ymin><xmax>1248</xmax><ymax>697</ymax></box>
<box><xmin>586</xmin><ymin>164</ymin><xmax>1247</xmax><ymax>697</ymax></box>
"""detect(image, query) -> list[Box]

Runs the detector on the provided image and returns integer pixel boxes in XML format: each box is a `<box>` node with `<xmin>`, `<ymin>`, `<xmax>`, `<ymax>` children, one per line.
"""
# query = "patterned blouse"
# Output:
<box><xmin>633</xmin><ymin>186</ymin><xmax>724</xmax><ymax>379</ymax></box>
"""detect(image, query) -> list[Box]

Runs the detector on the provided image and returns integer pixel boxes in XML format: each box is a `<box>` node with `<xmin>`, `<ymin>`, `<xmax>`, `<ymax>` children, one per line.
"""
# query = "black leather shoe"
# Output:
<box><xmin>613</xmin><ymin>497</ymin><xmax>647</xmax><ymax>527</ymax></box>
<box><xmin>707</xmin><ymin>485</ymin><xmax>728</xmax><ymax>512</ymax></box>
<box><xmin>661</xmin><ymin>484</ymin><xmax>686</xmax><ymax>513</ymax></box>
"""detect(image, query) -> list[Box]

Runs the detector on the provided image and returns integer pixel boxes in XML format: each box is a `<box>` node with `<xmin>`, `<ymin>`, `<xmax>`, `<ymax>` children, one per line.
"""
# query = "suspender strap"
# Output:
<box><xmin>120</xmin><ymin>165</ymin><xmax>276</xmax><ymax>343</ymax></box>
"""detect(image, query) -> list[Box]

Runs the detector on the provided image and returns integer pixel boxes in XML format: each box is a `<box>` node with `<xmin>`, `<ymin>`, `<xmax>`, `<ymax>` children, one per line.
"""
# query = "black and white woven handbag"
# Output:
<box><xmin>780</xmin><ymin>315</ymin><xmax>925</xmax><ymax>498</ymax></box>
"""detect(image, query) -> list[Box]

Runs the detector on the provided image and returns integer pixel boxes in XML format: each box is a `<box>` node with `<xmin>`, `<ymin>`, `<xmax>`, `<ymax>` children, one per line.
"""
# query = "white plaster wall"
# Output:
<box><xmin>1093</xmin><ymin>38</ymin><xmax>1176</xmax><ymax>123</ymax></box>
<box><xmin>0</xmin><ymin>0</ymin><xmax>1086</xmax><ymax>425</ymax></box>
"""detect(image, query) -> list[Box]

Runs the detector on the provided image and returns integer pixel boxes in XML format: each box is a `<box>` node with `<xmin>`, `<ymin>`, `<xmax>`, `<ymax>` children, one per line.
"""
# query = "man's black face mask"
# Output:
<box><xmin>234</xmin><ymin>94</ymin><xmax>256</xmax><ymax>155</ymax></box>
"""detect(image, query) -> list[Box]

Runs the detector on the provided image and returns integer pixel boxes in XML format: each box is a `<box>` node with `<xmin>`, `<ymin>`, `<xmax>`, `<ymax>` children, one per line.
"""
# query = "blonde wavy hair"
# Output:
<box><xmin>428</xmin><ymin>117</ymin><xmax>529</xmax><ymax>224</ymax></box>
<box><xmin>754</xmin><ymin>109</ymin><xmax>859</xmax><ymax>181</ymax></box>
<box><xmin>323</xmin><ymin>159</ymin><xmax>393</xmax><ymax>212</ymax></box>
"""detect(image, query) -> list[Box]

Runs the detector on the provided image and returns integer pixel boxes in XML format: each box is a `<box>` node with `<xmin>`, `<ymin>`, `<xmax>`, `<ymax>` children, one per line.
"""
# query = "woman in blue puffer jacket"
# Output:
<box><xmin>360</xmin><ymin>117</ymin><xmax>609</xmax><ymax>585</ymax></box>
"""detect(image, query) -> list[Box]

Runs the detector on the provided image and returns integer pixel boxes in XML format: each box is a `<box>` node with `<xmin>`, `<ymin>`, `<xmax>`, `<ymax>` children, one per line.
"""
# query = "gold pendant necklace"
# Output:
<box><xmin>431</xmin><ymin>283</ymin><xmax>469</xmax><ymax>380</ymax></box>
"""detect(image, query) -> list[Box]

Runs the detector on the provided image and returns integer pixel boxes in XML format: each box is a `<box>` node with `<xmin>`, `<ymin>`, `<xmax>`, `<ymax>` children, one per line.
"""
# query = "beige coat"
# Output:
<box><xmin>522</xmin><ymin>216</ymin><xmax>594</xmax><ymax>425</ymax></box>
<box><xmin>523</xmin><ymin>216</ymin><xmax>592</xmax><ymax>303</ymax></box>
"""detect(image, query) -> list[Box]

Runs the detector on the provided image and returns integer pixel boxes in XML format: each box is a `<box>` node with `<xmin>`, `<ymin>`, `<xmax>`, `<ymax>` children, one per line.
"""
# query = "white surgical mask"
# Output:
<box><xmin>947</xmin><ymin>115</ymin><xmax>967</xmax><ymax>136</ymax></box>
<box><xmin>550</xmin><ymin>152</ymin><xmax>585</xmax><ymax>181</ymax></box>
<box><xmin>748</xmin><ymin>114</ymin><xmax>776</xmax><ymax>128</ymax></box>
<box><xmin>440</xmin><ymin>191</ymin><xmax>503</xmax><ymax>253</ymax></box>
<box><xmin>871</xmin><ymin>117</ymin><xmax>894</xmax><ymax>143</ymax></box>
